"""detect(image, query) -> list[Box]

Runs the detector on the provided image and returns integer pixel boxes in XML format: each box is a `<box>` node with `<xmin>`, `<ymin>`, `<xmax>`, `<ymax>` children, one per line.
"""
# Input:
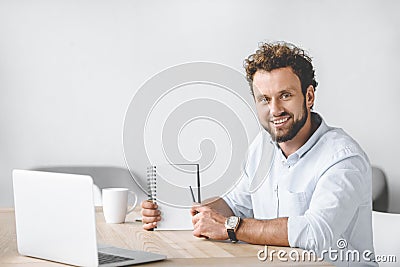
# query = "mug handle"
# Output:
<box><xmin>126</xmin><ymin>191</ymin><xmax>138</xmax><ymax>214</ymax></box>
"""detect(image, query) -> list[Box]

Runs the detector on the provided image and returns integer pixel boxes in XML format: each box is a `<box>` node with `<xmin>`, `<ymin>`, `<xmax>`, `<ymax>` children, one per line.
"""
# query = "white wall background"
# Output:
<box><xmin>1</xmin><ymin>0</ymin><xmax>399</xmax><ymax>211</ymax></box>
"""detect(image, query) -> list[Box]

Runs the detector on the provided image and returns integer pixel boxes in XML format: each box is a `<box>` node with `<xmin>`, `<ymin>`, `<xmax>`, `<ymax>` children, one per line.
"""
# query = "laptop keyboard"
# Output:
<box><xmin>98</xmin><ymin>252</ymin><xmax>135</xmax><ymax>264</ymax></box>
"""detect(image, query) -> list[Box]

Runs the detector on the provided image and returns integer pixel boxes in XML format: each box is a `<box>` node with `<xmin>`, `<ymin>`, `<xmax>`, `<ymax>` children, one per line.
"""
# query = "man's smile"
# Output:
<box><xmin>271</xmin><ymin>116</ymin><xmax>290</xmax><ymax>127</ymax></box>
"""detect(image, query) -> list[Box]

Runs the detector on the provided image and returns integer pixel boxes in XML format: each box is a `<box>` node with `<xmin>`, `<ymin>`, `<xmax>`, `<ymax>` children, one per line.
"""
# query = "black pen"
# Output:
<box><xmin>189</xmin><ymin>186</ymin><xmax>199</xmax><ymax>215</ymax></box>
<box><xmin>189</xmin><ymin>186</ymin><xmax>196</xmax><ymax>203</ymax></box>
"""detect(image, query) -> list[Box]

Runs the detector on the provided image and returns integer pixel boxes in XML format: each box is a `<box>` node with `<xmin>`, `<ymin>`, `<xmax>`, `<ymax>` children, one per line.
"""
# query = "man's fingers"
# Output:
<box><xmin>141</xmin><ymin>200</ymin><xmax>158</xmax><ymax>209</ymax></box>
<box><xmin>192</xmin><ymin>221</ymin><xmax>202</xmax><ymax>237</ymax></box>
<box><xmin>141</xmin><ymin>208</ymin><xmax>161</xmax><ymax>217</ymax></box>
<box><xmin>191</xmin><ymin>209</ymin><xmax>203</xmax><ymax>225</ymax></box>
<box><xmin>140</xmin><ymin>200</ymin><xmax>161</xmax><ymax>229</ymax></box>
<box><xmin>192</xmin><ymin>221</ymin><xmax>209</xmax><ymax>239</ymax></box>
<box><xmin>191</xmin><ymin>204</ymin><xmax>212</xmax><ymax>216</ymax></box>
<box><xmin>192</xmin><ymin>227</ymin><xmax>201</xmax><ymax>237</ymax></box>
<box><xmin>190</xmin><ymin>207</ymin><xmax>198</xmax><ymax>216</ymax></box>
<box><xmin>143</xmin><ymin>222</ymin><xmax>157</xmax><ymax>230</ymax></box>
<box><xmin>192</xmin><ymin>205</ymin><xmax>211</xmax><ymax>214</ymax></box>
<box><xmin>142</xmin><ymin>215</ymin><xmax>161</xmax><ymax>224</ymax></box>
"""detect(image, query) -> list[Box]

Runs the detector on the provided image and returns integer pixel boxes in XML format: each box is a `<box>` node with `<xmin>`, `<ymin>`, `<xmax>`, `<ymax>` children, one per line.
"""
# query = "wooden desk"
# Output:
<box><xmin>0</xmin><ymin>208</ymin><xmax>332</xmax><ymax>266</ymax></box>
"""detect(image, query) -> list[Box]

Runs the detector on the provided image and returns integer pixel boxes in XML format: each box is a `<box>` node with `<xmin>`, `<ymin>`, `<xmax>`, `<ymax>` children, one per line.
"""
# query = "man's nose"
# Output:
<box><xmin>269</xmin><ymin>98</ymin><xmax>283</xmax><ymax>116</ymax></box>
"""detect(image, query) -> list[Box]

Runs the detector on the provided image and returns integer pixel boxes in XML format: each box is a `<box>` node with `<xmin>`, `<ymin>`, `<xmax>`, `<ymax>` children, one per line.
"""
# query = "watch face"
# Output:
<box><xmin>226</xmin><ymin>216</ymin><xmax>239</xmax><ymax>228</ymax></box>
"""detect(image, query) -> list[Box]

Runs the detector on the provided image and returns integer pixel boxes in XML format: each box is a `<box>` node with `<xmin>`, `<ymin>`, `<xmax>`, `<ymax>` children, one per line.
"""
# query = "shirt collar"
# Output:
<box><xmin>294</xmin><ymin>112</ymin><xmax>328</xmax><ymax>159</ymax></box>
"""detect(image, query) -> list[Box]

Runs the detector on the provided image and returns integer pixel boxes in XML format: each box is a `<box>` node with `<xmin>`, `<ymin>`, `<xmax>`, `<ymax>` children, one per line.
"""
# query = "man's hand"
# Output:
<box><xmin>141</xmin><ymin>200</ymin><xmax>161</xmax><ymax>230</ymax></box>
<box><xmin>191</xmin><ymin>205</ymin><xmax>228</xmax><ymax>240</ymax></box>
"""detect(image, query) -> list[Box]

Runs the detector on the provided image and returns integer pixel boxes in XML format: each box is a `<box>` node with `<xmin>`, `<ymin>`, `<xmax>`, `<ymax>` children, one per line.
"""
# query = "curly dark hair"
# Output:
<box><xmin>244</xmin><ymin>41</ymin><xmax>318</xmax><ymax>96</ymax></box>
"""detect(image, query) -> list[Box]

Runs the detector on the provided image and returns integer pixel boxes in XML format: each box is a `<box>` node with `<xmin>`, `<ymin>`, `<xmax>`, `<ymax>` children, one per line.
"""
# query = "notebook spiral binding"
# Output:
<box><xmin>147</xmin><ymin>166</ymin><xmax>157</xmax><ymax>204</ymax></box>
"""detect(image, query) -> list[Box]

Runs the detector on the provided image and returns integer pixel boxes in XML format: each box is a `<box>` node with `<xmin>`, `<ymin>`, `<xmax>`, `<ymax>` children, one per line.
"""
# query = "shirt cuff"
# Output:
<box><xmin>288</xmin><ymin>215</ymin><xmax>315</xmax><ymax>250</ymax></box>
<box><xmin>222</xmin><ymin>195</ymin><xmax>240</xmax><ymax>216</ymax></box>
<box><xmin>222</xmin><ymin>195</ymin><xmax>253</xmax><ymax>218</ymax></box>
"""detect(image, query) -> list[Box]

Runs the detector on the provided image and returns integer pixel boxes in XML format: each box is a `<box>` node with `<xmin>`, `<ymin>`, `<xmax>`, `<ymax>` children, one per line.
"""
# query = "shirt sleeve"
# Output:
<box><xmin>287</xmin><ymin>151</ymin><xmax>371</xmax><ymax>252</ymax></box>
<box><xmin>223</xmin><ymin>166</ymin><xmax>254</xmax><ymax>218</ymax></box>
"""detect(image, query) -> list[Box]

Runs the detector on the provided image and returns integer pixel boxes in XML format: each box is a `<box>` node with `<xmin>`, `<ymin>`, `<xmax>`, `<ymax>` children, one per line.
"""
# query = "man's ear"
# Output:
<box><xmin>305</xmin><ymin>85</ymin><xmax>315</xmax><ymax>109</ymax></box>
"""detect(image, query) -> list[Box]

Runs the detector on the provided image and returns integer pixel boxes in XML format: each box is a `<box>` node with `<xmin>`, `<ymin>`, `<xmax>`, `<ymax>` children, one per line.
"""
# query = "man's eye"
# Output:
<box><xmin>281</xmin><ymin>93</ymin><xmax>291</xmax><ymax>99</ymax></box>
<box><xmin>260</xmin><ymin>97</ymin><xmax>269</xmax><ymax>103</ymax></box>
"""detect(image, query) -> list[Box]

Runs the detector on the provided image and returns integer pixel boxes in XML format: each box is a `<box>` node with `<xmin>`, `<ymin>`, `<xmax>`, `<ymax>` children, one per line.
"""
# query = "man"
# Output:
<box><xmin>141</xmin><ymin>42</ymin><xmax>376</xmax><ymax>266</ymax></box>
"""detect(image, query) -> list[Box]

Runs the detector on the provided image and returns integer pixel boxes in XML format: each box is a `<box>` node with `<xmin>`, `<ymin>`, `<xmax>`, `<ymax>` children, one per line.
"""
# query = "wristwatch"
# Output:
<box><xmin>225</xmin><ymin>216</ymin><xmax>241</xmax><ymax>243</ymax></box>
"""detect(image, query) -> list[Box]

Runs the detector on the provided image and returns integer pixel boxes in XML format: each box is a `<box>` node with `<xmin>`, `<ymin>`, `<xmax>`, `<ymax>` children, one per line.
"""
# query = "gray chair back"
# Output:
<box><xmin>371</xmin><ymin>166</ymin><xmax>388</xmax><ymax>212</ymax></box>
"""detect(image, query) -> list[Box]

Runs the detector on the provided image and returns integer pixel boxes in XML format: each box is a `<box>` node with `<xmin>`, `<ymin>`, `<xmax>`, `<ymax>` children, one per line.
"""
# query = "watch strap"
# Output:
<box><xmin>227</xmin><ymin>228</ymin><xmax>238</xmax><ymax>243</ymax></box>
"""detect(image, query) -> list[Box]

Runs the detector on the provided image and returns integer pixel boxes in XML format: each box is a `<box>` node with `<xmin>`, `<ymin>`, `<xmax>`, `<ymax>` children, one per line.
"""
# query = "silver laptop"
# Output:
<box><xmin>12</xmin><ymin>169</ymin><xmax>166</xmax><ymax>266</ymax></box>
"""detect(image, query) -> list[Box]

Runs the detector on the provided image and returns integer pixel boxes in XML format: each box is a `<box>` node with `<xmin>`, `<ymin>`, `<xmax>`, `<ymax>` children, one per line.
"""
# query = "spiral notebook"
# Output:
<box><xmin>147</xmin><ymin>164</ymin><xmax>200</xmax><ymax>230</ymax></box>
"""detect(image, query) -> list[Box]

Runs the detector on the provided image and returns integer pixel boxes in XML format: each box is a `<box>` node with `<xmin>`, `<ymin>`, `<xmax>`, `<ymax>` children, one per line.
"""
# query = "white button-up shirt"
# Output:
<box><xmin>223</xmin><ymin>113</ymin><xmax>377</xmax><ymax>266</ymax></box>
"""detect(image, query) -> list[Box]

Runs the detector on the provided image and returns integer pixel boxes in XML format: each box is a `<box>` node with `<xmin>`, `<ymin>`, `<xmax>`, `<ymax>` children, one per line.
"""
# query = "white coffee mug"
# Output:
<box><xmin>102</xmin><ymin>188</ymin><xmax>138</xmax><ymax>224</ymax></box>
